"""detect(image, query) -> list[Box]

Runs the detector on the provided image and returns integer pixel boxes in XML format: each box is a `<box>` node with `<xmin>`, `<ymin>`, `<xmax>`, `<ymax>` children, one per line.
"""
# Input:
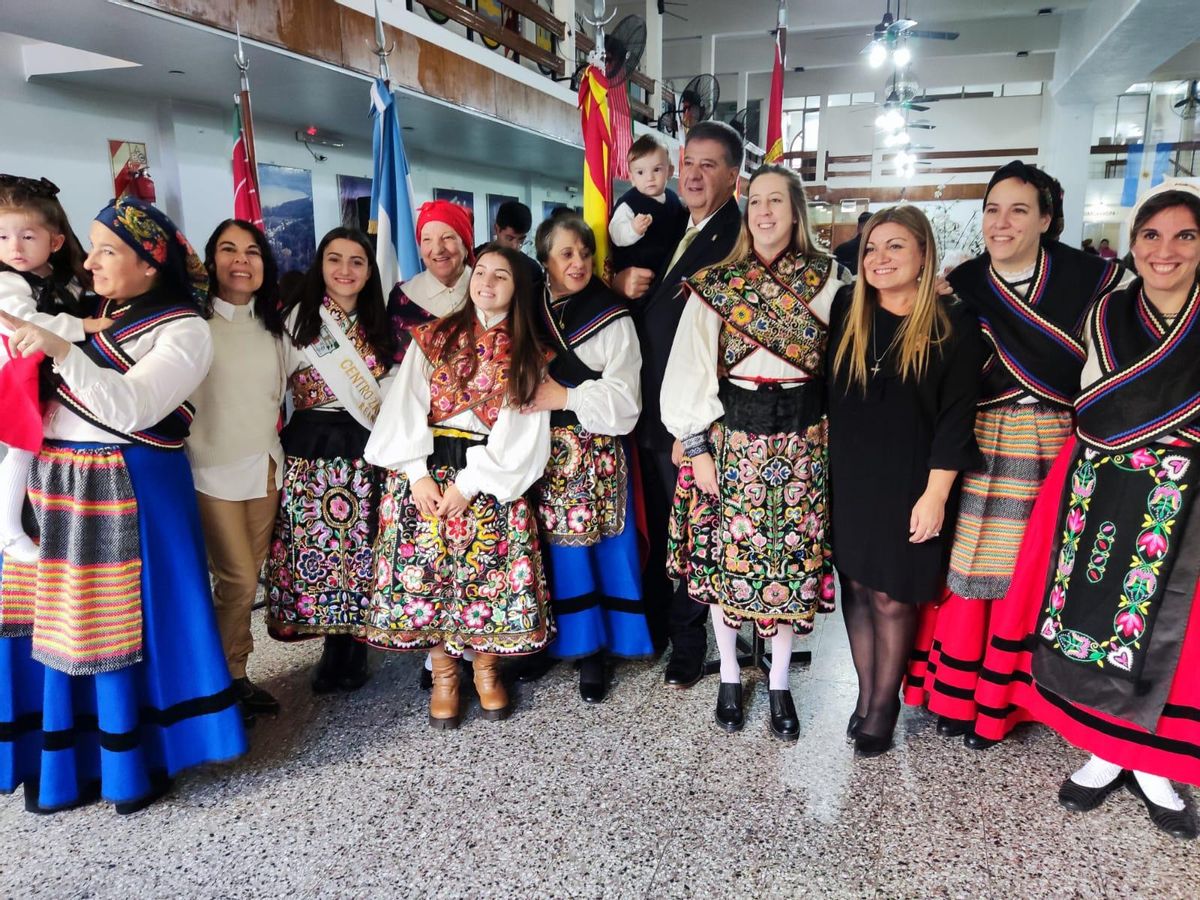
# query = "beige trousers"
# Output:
<box><xmin>196</xmin><ymin>474</ymin><xmax>280</xmax><ymax>679</ymax></box>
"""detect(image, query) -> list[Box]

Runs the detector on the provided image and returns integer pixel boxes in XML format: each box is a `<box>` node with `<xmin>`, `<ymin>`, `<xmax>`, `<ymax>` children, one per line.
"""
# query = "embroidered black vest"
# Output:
<box><xmin>687</xmin><ymin>251</ymin><xmax>832</xmax><ymax>378</ymax></box>
<box><xmin>949</xmin><ymin>242</ymin><xmax>1122</xmax><ymax>409</ymax></box>
<box><xmin>1075</xmin><ymin>279</ymin><xmax>1200</xmax><ymax>451</ymax></box>
<box><xmin>54</xmin><ymin>293</ymin><xmax>200</xmax><ymax>449</ymax></box>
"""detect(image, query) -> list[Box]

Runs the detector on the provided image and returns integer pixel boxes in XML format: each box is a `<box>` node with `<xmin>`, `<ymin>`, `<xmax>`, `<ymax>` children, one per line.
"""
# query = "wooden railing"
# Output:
<box><xmin>781</xmin><ymin>150</ymin><xmax>817</xmax><ymax>182</ymax></box>
<box><xmin>1090</xmin><ymin>140</ymin><xmax>1200</xmax><ymax>179</ymax></box>
<box><xmin>825</xmin><ymin>147</ymin><xmax>1038</xmax><ymax>180</ymax></box>
<box><xmin>415</xmin><ymin>0</ymin><xmax>565</xmax><ymax>76</ymax></box>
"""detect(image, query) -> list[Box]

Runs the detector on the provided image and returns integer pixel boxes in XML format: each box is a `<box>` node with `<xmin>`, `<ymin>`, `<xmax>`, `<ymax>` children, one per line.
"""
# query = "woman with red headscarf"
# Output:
<box><xmin>387</xmin><ymin>200</ymin><xmax>475</xmax><ymax>363</ymax></box>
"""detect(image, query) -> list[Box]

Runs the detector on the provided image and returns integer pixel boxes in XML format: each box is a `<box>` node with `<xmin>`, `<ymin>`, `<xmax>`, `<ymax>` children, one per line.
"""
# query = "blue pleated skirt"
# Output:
<box><xmin>0</xmin><ymin>442</ymin><xmax>247</xmax><ymax>812</ymax></box>
<box><xmin>544</xmin><ymin>480</ymin><xmax>654</xmax><ymax>660</ymax></box>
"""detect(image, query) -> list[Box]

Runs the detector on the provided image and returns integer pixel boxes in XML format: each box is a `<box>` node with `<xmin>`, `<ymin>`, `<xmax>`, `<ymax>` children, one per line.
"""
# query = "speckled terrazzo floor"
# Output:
<box><xmin>1</xmin><ymin>606</ymin><xmax>1195</xmax><ymax>899</ymax></box>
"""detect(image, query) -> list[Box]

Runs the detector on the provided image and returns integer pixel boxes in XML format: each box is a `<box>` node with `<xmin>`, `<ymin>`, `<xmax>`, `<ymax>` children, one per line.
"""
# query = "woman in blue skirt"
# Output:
<box><xmin>525</xmin><ymin>210</ymin><xmax>654</xmax><ymax>702</ymax></box>
<box><xmin>0</xmin><ymin>197</ymin><xmax>246</xmax><ymax>814</ymax></box>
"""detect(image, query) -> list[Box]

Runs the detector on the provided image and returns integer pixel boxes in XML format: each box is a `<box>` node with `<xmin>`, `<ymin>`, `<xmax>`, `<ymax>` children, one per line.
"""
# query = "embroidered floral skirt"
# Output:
<box><xmin>266</xmin><ymin>410</ymin><xmax>379</xmax><ymax>639</ymax></box>
<box><xmin>532</xmin><ymin>424</ymin><xmax>653</xmax><ymax>660</ymax></box>
<box><xmin>668</xmin><ymin>381</ymin><xmax>835</xmax><ymax>637</ymax></box>
<box><xmin>364</xmin><ymin>437</ymin><xmax>553</xmax><ymax>657</ymax></box>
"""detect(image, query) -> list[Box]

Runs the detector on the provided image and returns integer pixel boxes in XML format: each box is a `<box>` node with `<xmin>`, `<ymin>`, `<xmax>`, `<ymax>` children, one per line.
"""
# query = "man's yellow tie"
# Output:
<box><xmin>666</xmin><ymin>226</ymin><xmax>700</xmax><ymax>272</ymax></box>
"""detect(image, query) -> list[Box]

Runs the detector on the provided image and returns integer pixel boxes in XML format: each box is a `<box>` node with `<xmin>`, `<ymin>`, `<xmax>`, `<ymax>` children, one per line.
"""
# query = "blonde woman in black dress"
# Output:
<box><xmin>827</xmin><ymin>206</ymin><xmax>987</xmax><ymax>756</ymax></box>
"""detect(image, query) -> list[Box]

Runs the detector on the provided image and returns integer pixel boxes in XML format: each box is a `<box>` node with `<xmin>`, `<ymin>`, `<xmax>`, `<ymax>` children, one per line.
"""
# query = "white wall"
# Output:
<box><xmin>0</xmin><ymin>43</ymin><xmax>579</xmax><ymax>258</ymax></box>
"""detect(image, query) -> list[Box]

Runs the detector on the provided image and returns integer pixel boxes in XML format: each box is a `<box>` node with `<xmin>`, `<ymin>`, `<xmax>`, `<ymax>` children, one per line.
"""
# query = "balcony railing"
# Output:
<box><xmin>1089</xmin><ymin>140</ymin><xmax>1200</xmax><ymax>180</ymax></box>
<box><xmin>824</xmin><ymin>147</ymin><xmax>1039</xmax><ymax>181</ymax></box>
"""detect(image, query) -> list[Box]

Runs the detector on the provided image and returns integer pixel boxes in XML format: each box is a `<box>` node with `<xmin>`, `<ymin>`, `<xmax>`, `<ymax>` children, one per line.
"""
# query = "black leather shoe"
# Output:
<box><xmin>769</xmin><ymin>689</ymin><xmax>799</xmax><ymax>741</ymax></box>
<box><xmin>312</xmin><ymin>635</ymin><xmax>351</xmax><ymax>694</ymax></box>
<box><xmin>936</xmin><ymin>715</ymin><xmax>971</xmax><ymax>737</ymax></box>
<box><xmin>1058</xmin><ymin>772</ymin><xmax>1125</xmax><ymax>813</ymax></box>
<box><xmin>854</xmin><ymin>729</ymin><xmax>895</xmax><ymax>757</ymax></box>
<box><xmin>513</xmin><ymin>652</ymin><xmax>558</xmax><ymax>683</ymax></box>
<box><xmin>1127</xmin><ymin>775</ymin><xmax>1198</xmax><ymax>839</ymax></box>
<box><xmin>665</xmin><ymin>652</ymin><xmax>703</xmax><ymax>688</ymax></box>
<box><xmin>964</xmin><ymin>731</ymin><xmax>998</xmax><ymax>751</ymax></box>
<box><xmin>715</xmin><ymin>682</ymin><xmax>744</xmax><ymax>732</ymax></box>
<box><xmin>338</xmin><ymin>640</ymin><xmax>371</xmax><ymax>692</ymax></box>
<box><xmin>419</xmin><ymin>667</ymin><xmax>433</xmax><ymax>690</ymax></box>
<box><xmin>578</xmin><ymin>654</ymin><xmax>607</xmax><ymax>704</ymax></box>
<box><xmin>845</xmin><ymin>713</ymin><xmax>864</xmax><ymax>744</ymax></box>
<box><xmin>234</xmin><ymin>677</ymin><xmax>280</xmax><ymax>716</ymax></box>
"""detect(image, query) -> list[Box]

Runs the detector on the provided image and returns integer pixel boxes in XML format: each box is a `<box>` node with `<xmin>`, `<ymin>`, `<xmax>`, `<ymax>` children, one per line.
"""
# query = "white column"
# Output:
<box><xmin>700</xmin><ymin>33</ymin><xmax>715</xmax><ymax>79</ymax></box>
<box><xmin>1039</xmin><ymin>97</ymin><xmax>1095</xmax><ymax>247</ymax></box>
<box><xmin>644</xmin><ymin>0</ymin><xmax>663</xmax><ymax>113</ymax></box>
<box><xmin>552</xmin><ymin>0</ymin><xmax>575</xmax><ymax>76</ymax></box>
<box><xmin>154</xmin><ymin>100</ymin><xmax>185</xmax><ymax>229</ymax></box>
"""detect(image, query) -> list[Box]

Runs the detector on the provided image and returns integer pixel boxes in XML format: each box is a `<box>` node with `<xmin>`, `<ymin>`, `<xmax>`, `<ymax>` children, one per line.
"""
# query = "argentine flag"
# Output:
<box><xmin>370</xmin><ymin>78</ymin><xmax>422</xmax><ymax>293</ymax></box>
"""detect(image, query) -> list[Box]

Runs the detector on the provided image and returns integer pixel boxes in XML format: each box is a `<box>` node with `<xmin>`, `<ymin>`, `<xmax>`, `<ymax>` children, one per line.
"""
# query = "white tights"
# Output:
<box><xmin>1070</xmin><ymin>754</ymin><xmax>1184</xmax><ymax>810</ymax></box>
<box><xmin>709</xmin><ymin>606</ymin><xmax>794</xmax><ymax>690</ymax></box>
<box><xmin>0</xmin><ymin>449</ymin><xmax>37</xmax><ymax>561</ymax></box>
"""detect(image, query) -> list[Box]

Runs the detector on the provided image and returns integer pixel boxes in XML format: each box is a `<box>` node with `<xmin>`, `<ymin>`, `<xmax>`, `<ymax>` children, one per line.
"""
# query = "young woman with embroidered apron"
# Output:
<box><xmin>663</xmin><ymin>166</ymin><xmax>847</xmax><ymax>741</ymax></box>
<box><xmin>266</xmin><ymin>228</ymin><xmax>396</xmax><ymax>693</ymax></box>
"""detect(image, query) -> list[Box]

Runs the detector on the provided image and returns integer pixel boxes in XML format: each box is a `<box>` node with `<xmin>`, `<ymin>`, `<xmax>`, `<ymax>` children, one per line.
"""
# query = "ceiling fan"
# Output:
<box><xmin>863</xmin><ymin>0</ymin><xmax>960</xmax><ymax>52</ymax></box>
<box><xmin>1172</xmin><ymin>79</ymin><xmax>1200</xmax><ymax>120</ymax></box>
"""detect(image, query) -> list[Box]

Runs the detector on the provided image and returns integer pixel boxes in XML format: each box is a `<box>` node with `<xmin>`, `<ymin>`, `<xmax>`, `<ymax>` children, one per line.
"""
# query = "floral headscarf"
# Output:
<box><xmin>94</xmin><ymin>197</ymin><xmax>209</xmax><ymax>309</ymax></box>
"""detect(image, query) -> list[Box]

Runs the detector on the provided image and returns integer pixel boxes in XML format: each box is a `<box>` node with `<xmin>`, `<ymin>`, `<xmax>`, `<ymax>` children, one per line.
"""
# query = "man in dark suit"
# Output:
<box><xmin>612</xmin><ymin>120</ymin><xmax>744</xmax><ymax>688</ymax></box>
<box><xmin>833</xmin><ymin>210</ymin><xmax>871</xmax><ymax>274</ymax></box>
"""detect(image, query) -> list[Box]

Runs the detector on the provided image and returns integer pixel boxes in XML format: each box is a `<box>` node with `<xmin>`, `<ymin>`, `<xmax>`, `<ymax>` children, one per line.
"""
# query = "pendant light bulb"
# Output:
<box><xmin>894</xmin><ymin>46</ymin><xmax>912</xmax><ymax>67</ymax></box>
<box><xmin>868</xmin><ymin>41</ymin><xmax>887</xmax><ymax>68</ymax></box>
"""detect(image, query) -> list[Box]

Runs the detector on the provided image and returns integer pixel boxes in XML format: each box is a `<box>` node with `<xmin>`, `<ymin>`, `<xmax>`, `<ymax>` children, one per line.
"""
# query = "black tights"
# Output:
<box><xmin>840</xmin><ymin>575</ymin><xmax>920</xmax><ymax>737</ymax></box>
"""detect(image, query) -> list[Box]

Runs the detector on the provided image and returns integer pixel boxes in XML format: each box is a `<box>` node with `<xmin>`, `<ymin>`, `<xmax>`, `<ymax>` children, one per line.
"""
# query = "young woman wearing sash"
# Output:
<box><xmin>522</xmin><ymin>210</ymin><xmax>653</xmax><ymax>704</ymax></box>
<box><xmin>0</xmin><ymin>198</ymin><xmax>246</xmax><ymax>813</ymax></box>
<box><xmin>663</xmin><ymin>165</ymin><xmax>847</xmax><ymax>740</ymax></box>
<box><xmin>962</xmin><ymin>185</ymin><xmax>1200</xmax><ymax>839</ymax></box>
<box><xmin>188</xmin><ymin>220</ymin><xmax>286</xmax><ymax>724</ymax></box>
<box><xmin>266</xmin><ymin>228</ymin><xmax>397</xmax><ymax>693</ymax></box>
<box><xmin>828</xmin><ymin>206</ymin><xmax>987</xmax><ymax>756</ymax></box>
<box><xmin>363</xmin><ymin>245</ymin><xmax>552</xmax><ymax>728</ymax></box>
<box><xmin>903</xmin><ymin>162</ymin><xmax>1124</xmax><ymax>744</ymax></box>
<box><xmin>387</xmin><ymin>200</ymin><xmax>475</xmax><ymax>361</ymax></box>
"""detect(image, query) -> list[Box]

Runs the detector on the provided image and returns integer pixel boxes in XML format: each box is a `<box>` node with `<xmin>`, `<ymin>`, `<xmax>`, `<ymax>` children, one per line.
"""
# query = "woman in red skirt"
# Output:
<box><xmin>902</xmin><ymin>162</ymin><xmax>1122</xmax><ymax>743</ymax></box>
<box><xmin>977</xmin><ymin>183</ymin><xmax>1200</xmax><ymax>839</ymax></box>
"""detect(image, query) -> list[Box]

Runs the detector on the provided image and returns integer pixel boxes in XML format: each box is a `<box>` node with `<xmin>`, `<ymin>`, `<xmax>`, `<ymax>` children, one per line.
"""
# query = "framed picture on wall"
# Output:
<box><xmin>433</xmin><ymin>188</ymin><xmax>475</xmax><ymax>217</ymax></box>
<box><xmin>337</xmin><ymin>174</ymin><xmax>373</xmax><ymax>232</ymax></box>
<box><xmin>259</xmin><ymin>163</ymin><xmax>316</xmax><ymax>273</ymax></box>
<box><xmin>108</xmin><ymin>139</ymin><xmax>155</xmax><ymax>202</ymax></box>
<box><xmin>485</xmin><ymin>193</ymin><xmax>518</xmax><ymax>232</ymax></box>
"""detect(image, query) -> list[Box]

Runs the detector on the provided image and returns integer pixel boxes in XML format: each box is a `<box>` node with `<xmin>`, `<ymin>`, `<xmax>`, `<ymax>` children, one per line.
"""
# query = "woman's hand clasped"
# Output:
<box><xmin>909</xmin><ymin>490</ymin><xmax>946</xmax><ymax>544</ymax></box>
<box><xmin>410</xmin><ymin>476</ymin><xmax>443</xmax><ymax>518</ymax></box>
<box><xmin>435</xmin><ymin>484</ymin><xmax>470</xmax><ymax>519</ymax></box>
<box><xmin>690</xmin><ymin>451</ymin><xmax>719</xmax><ymax>496</ymax></box>
<box><xmin>0</xmin><ymin>311</ymin><xmax>71</xmax><ymax>364</ymax></box>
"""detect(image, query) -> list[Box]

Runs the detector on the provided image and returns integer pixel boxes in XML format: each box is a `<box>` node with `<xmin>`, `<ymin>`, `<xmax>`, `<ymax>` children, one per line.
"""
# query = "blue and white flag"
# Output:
<box><xmin>370</xmin><ymin>78</ymin><xmax>422</xmax><ymax>293</ymax></box>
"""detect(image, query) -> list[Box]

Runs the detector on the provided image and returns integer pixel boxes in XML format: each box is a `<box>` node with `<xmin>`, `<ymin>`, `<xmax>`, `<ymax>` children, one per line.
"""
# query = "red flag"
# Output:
<box><xmin>609</xmin><ymin>80</ymin><xmax>633</xmax><ymax>182</ymax></box>
<box><xmin>764</xmin><ymin>26</ymin><xmax>785</xmax><ymax>163</ymax></box>
<box><xmin>232</xmin><ymin>96</ymin><xmax>263</xmax><ymax>228</ymax></box>
<box><xmin>579</xmin><ymin>66</ymin><xmax>613</xmax><ymax>278</ymax></box>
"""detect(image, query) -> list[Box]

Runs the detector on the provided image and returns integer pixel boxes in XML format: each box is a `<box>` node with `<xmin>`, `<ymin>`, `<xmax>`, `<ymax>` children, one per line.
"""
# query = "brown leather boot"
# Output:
<box><xmin>428</xmin><ymin>645</ymin><xmax>461</xmax><ymax>730</ymax></box>
<box><xmin>472</xmin><ymin>653</ymin><xmax>511</xmax><ymax>721</ymax></box>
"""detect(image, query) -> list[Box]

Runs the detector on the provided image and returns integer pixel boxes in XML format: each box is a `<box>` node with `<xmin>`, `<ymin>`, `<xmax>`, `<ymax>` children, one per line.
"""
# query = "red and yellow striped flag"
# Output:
<box><xmin>579</xmin><ymin>65</ymin><xmax>613</xmax><ymax>278</ymax></box>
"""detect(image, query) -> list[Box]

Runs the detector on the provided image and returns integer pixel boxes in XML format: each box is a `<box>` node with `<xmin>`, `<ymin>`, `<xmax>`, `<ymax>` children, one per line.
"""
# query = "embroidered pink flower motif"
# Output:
<box><xmin>496</xmin><ymin>539</ymin><xmax>510</xmax><ymax>556</ymax></box>
<box><xmin>403</xmin><ymin>598</ymin><xmax>435</xmax><ymax>627</ymax></box>
<box><xmin>1128</xmin><ymin>447</ymin><xmax>1157</xmax><ymax>470</ymax></box>
<box><xmin>1115</xmin><ymin>610</ymin><xmax>1145</xmax><ymax>639</ymax></box>
<box><xmin>763</xmin><ymin>582</ymin><xmax>789</xmax><ymax>607</ymax></box>
<box><xmin>821</xmin><ymin>574</ymin><xmax>835</xmax><ymax>601</ymax></box>
<box><xmin>376</xmin><ymin>557</ymin><xmax>393</xmax><ymax>586</ymax></box>
<box><xmin>567</xmin><ymin>504</ymin><xmax>593</xmax><ymax>532</ymax></box>
<box><xmin>732</xmin><ymin>579</ymin><xmax>753</xmax><ymax>601</ymax></box>
<box><xmin>1066</xmin><ymin>507</ymin><xmax>1085</xmax><ymax>535</ymax></box>
<box><xmin>462</xmin><ymin>601</ymin><xmax>493</xmax><ymax>629</ymax></box>
<box><xmin>1137</xmin><ymin>530</ymin><xmax>1168</xmax><ymax>559</ymax></box>
<box><xmin>328</xmin><ymin>496</ymin><xmax>351</xmax><ymax>521</ymax></box>
<box><xmin>399</xmin><ymin>542</ymin><xmax>416</xmax><ymax>559</ymax></box>
<box><xmin>296</xmin><ymin>597</ymin><xmax>316</xmax><ymax>618</ymax></box>
<box><xmin>400</xmin><ymin>564</ymin><xmax>425</xmax><ymax>592</ymax></box>
<box><xmin>508</xmin><ymin>556</ymin><xmax>534</xmax><ymax>592</ymax></box>
<box><xmin>1049</xmin><ymin>584</ymin><xmax>1066</xmax><ymax>611</ymax></box>
<box><xmin>728</xmin><ymin>515</ymin><xmax>754</xmax><ymax>540</ymax></box>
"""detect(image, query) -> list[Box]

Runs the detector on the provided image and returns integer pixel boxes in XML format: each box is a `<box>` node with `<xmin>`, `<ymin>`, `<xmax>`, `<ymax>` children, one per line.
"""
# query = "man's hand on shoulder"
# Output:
<box><xmin>613</xmin><ymin>266</ymin><xmax>655</xmax><ymax>300</ymax></box>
